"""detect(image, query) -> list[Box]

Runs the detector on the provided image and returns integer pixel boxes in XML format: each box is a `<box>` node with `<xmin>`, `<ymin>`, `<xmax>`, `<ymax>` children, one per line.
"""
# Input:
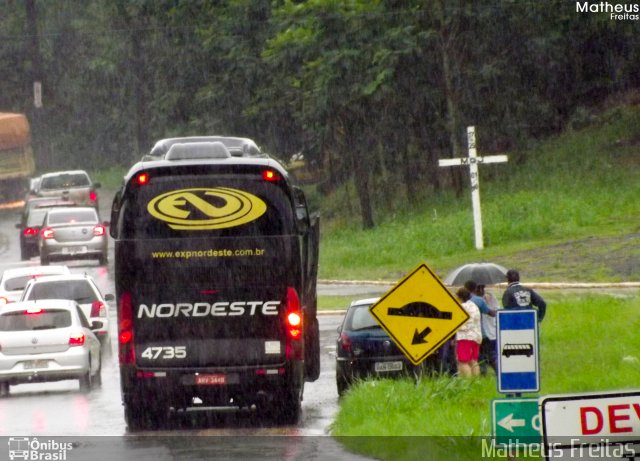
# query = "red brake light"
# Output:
<box><xmin>69</xmin><ymin>332</ymin><xmax>85</xmax><ymax>346</ymax></box>
<box><xmin>90</xmin><ymin>301</ymin><xmax>106</xmax><ymax>317</ymax></box>
<box><xmin>262</xmin><ymin>169</ymin><xmax>281</xmax><ymax>182</ymax></box>
<box><xmin>89</xmin><ymin>190</ymin><xmax>98</xmax><ymax>202</ymax></box>
<box><xmin>119</xmin><ymin>292</ymin><xmax>133</xmax><ymax>341</ymax></box>
<box><xmin>340</xmin><ymin>333</ymin><xmax>352</xmax><ymax>354</ymax></box>
<box><xmin>135</xmin><ymin>172</ymin><xmax>149</xmax><ymax>186</ymax></box>
<box><xmin>41</xmin><ymin>228</ymin><xmax>54</xmax><ymax>239</ymax></box>
<box><xmin>287</xmin><ymin>312</ymin><xmax>302</xmax><ymax>339</ymax></box>
<box><xmin>23</xmin><ymin>227</ymin><xmax>38</xmax><ymax>236</ymax></box>
<box><xmin>285</xmin><ymin>287</ymin><xmax>302</xmax><ymax>340</ymax></box>
<box><xmin>93</xmin><ymin>224</ymin><xmax>106</xmax><ymax>237</ymax></box>
<box><xmin>120</xmin><ymin>330</ymin><xmax>133</xmax><ymax>343</ymax></box>
<box><xmin>118</xmin><ymin>292</ymin><xmax>135</xmax><ymax>364</ymax></box>
<box><xmin>26</xmin><ymin>307</ymin><xmax>43</xmax><ymax>314</ymax></box>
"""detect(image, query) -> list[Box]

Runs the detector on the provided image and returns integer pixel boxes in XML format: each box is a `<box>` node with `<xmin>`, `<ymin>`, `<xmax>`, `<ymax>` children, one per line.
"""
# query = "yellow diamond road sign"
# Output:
<box><xmin>369</xmin><ymin>263</ymin><xmax>470</xmax><ymax>365</ymax></box>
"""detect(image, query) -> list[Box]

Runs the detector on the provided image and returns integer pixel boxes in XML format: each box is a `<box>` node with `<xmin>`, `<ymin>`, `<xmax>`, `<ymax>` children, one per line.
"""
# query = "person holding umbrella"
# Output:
<box><xmin>477</xmin><ymin>283</ymin><xmax>500</xmax><ymax>373</ymax></box>
<box><xmin>502</xmin><ymin>269</ymin><xmax>547</xmax><ymax>321</ymax></box>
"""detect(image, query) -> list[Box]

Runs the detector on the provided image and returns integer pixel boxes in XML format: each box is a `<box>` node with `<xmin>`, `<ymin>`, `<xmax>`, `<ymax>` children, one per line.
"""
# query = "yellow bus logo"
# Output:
<box><xmin>147</xmin><ymin>187</ymin><xmax>267</xmax><ymax>230</ymax></box>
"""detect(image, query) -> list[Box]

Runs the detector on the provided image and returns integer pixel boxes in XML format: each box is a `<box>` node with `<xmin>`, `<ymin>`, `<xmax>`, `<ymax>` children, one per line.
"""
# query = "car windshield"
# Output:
<box><xmin>25</xmin><ymin>280</ymin><xmax>98</xmax><ymax>304</ymax></box>
<box><xmin>40</xmin><ymin>173</ymin><xmax>90</xmax><ymax>189</ymax></box>
<box><xmin>48</xmin><ymin>210</ymin><xmax>97</xmax><ymax>225</ymax></box>
<box><xmin>347</xmin><ymin>305</ymin><xmax>381</xmax><ymax>331</ymax></box>
<box><xmin>0</xmin><ymin>309</ymin><xmax>71</xmax><ymax>331</ymax></box>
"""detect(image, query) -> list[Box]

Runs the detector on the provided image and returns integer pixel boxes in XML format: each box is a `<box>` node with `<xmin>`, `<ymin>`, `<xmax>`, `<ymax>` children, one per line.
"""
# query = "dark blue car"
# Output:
<box><xmin>335</xmin><ymin>298</ymin><xmax>448</xmax><ymax>396</ymax></box>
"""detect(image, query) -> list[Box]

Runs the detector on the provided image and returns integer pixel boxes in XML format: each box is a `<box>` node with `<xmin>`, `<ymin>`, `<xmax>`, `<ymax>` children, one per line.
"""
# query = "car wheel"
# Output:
<box><xmin>79</xmin><ymin>371</ymin><xmax>92</xmax><ymax>393</ymax></box>
<box><xmin>20</xmin><ymin>244</ymin><xmax>29</xmax><ymax>261</ymax></box>
<box><xmin>92</xmin><ymin>357</ymin><xmax>102</xmax><ymax>388</ymax></box>
<box><xmin>100</xmin><ymin>336</ymin><xmax>113</xmax><ymax>358</ymax></box>
<box><xmin>0</xmin><ymin>382</ymin><xmax>9</xmax><ymax>397</ymax></box>
<box><xmin>336</xmin><ymin>373</ymin><xmax>350</xmax><ymax>397</ymax></box>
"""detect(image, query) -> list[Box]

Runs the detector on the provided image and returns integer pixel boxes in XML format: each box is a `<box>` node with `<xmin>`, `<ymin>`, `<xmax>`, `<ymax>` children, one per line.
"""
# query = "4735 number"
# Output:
<box><xmin>140</xmin><ymin>346</ymin><xmax>186</xmax><ymax>359</ymax></box>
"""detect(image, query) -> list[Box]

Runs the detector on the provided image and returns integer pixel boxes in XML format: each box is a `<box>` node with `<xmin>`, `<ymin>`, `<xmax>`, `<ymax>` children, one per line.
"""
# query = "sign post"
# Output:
<box><xmin>497</xmin><ymin>309</ymin><xmax>540</xmax><ymax>394</ymax></box>
<box><xmin>369</xmin><ymin>263</ymin><xmax>470</xmax><ymax>365</ymax></box>
<box><xmin>438</xmin><ymin>126</ymin><xmax>508</xmax><ymax>250</ymax></box>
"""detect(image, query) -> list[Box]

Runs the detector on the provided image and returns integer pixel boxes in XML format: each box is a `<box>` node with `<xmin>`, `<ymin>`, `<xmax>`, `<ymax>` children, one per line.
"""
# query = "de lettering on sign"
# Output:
<box><xmin>580</xmin><ymin>403</ymin><xmax>640</xmax><ymax>435</ymax></box>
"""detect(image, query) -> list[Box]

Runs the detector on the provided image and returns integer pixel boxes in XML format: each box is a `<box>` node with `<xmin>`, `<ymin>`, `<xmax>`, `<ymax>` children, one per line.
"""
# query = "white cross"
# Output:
<box><xmin>438</xmin><ymin>126</ymin><xmax>508</xmax><ymax>250</ymax></box>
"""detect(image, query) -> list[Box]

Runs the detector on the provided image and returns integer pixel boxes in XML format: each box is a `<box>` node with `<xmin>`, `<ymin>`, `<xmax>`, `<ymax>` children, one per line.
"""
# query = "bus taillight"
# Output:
<box><xmin>284</xmin><ymin>287</ymin><xmax>303</xmax><ymax>360</ymax></box>
<box><xmin>118</xmin><ymin>291</ymin><xmax>136</xmax><ymax>364</ymax></box>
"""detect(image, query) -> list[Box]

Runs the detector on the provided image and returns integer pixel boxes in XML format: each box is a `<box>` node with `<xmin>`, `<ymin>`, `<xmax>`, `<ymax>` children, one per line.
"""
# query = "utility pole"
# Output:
<box><xmin>26</xmin><ymin>0</ymin><xmax>47</xmax><ymax>169</ymax></box>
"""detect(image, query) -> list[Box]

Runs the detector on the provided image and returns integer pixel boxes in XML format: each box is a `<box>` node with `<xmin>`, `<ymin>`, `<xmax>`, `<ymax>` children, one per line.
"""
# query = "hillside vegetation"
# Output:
<box><xmin>317</xmin><ymin>100</ymin><xmax>640</xmax><ymax>283</ymax></box>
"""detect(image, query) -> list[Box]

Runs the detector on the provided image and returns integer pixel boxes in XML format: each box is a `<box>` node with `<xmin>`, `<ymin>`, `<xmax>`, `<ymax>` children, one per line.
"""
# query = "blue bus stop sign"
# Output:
<box><xmin>497</xmin><ymin>309</ymin><xmax>539</xmax><ymax>394</ymax></box>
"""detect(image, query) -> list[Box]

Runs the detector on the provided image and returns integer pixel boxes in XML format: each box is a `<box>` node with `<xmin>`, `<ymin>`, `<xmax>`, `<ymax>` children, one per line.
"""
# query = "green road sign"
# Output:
<box><xmin>492</xmin><ymin>398</ymin><xmax>541</xmax><ymax>446</ymax></box>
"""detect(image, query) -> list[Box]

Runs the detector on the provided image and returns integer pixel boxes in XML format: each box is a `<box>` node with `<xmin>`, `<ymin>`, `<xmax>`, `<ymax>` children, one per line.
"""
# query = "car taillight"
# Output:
<box><xmin>69</xmin><ymin>332</ymin><xmax>85</xmax><ymax>346</ymax></box>
<box><xmin>339</xmin><ymin>333</ymin><xmax>352</xmax><ymax>354</ymax></box>
<box><xmin>23</xmin><ymin>227</ymin><xmax>38</xmax><ymax>237</ymax></box>
<box><xmin>41</xmin><ymin>227</ymin><xmax>54</xmax><ymax>239</ymax></box>
<box><xmin>26</xmin><ymin>307</ymin><xmax>43</xmax><ymax>314</ymax></box>
<box><xmin>89</xmin><ymin>190</ymin><xmax>98</xmax><ymax>202</ymax></box>
<box><xmin>90</xmin><ymin>301</ymin><xmax>107</xmax><ymax>317</ymax></box>
<box><xmin>118</xmin><ymin>291</ymin><xmax>135</xmax><ymax>364</ymax></box>
<box><xmin>284</xmin><ymin>287</ymin><xmax>303</xmax><ymax>361</ymax></box>
<box><xmin>93</xmin><ymin>224</ymin><xmax>106</xmax><ymax>236</ymax></box>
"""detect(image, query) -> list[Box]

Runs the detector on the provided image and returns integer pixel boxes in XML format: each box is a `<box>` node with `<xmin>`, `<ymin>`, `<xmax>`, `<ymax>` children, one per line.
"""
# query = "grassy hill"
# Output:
<box><xmin>317</xmin><ymin>100</ymin><xmax>640</xmax><ymax>283</ymax></box>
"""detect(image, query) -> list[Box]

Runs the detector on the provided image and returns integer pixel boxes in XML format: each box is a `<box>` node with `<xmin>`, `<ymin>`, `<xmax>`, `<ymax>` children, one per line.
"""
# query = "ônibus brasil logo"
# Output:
<box><xmin>8</xmin><ymin>437</ymin><xmax>74</xmax><ymax>460</ymax></box>
<box><xmin>147</xmin><ymin>187</ymin><xmax>267</xmax><ymax>230</ymax></box>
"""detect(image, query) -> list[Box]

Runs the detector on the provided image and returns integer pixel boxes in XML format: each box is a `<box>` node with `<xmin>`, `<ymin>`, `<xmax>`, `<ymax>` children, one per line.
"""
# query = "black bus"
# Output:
<box><xmin>109</xmin><ymin>138</ymin><xmax>319</xmax><ymax>429</ymax></box>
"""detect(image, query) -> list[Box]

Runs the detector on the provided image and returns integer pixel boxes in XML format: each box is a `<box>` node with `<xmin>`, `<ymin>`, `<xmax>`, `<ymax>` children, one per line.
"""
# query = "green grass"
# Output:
<box><xmin>317</xmin><ymin>104</ymin><xmax>640</xmax><ymax>283</ymax></box>
<box><xmin>331</xmin><ymin>293</ymin><xmax>640</xmax><ymax>459</ymax></box>
<box><xmin>318</xmin><ymin>295</ymin><xmax>355</xmax><ymax>311</ymax></box>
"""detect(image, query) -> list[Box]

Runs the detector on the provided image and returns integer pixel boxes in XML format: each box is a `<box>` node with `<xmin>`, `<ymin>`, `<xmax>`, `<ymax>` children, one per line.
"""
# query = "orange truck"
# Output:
<box><xmin>0</xmin><ymin>112</ymin><xmax>36</xmax><ymax>201</ymax></box>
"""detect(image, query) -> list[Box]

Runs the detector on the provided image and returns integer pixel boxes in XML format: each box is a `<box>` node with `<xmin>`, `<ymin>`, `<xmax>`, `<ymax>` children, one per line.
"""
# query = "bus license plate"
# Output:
<box><xmin>375</xmin><ymin>361</ymin><xmax>403</xmax><ymax>373</ymax></box>
<box><xmin>195</xmin><ymin>374</ymin><xmax>226</xmax><ymax>385</ymax></box>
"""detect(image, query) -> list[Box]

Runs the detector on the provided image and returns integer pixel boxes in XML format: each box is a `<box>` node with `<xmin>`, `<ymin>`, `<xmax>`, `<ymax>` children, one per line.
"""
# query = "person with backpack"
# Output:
<box><xmin>502</xmin><ymin>269</ymin><xmax>547</xmax><ymax>321</ymax></box>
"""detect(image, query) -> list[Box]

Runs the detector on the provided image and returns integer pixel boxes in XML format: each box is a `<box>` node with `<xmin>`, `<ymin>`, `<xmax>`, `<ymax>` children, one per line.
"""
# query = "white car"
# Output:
<box><xmin>0</xmin><ymin>265</ymin><xmax>71</xmax><ymax>305</ymax></box>
<box><xmin>20</xmin><ymin>274</ymin><xmax>113</xmax><ymax>352</ymax></box>
<box><xmin>0</xmin><ymin>299</ymin><xmax>102</xmax><ymax>394</ymax></box>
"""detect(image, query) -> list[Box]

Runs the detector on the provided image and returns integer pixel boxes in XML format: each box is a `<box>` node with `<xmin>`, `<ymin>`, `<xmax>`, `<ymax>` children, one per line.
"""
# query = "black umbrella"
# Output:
<box><xmin>443</xmin><ymin>262</ymin><xmax>508</xmax><ymax>286</ymax></box>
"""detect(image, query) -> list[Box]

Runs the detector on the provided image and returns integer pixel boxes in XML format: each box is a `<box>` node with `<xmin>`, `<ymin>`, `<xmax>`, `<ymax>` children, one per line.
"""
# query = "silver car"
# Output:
<box><xmin>35</xmin><ymin>170</ymin><xmax>100</xmax><ymax>210</ymax></box>
<box><xmin>20</xmin><ymin>274</ymin><xmax>114</xmax><ymax>353</ymax></box>
<box><xmin>38</xmin><ymin>207</ymin><xmax>108</xmax><ymax>265</ymax></box>
<box><xmin>0</xmin><ymin>299</ymin><xmax>102</xmax><ymax>394</ymax></box>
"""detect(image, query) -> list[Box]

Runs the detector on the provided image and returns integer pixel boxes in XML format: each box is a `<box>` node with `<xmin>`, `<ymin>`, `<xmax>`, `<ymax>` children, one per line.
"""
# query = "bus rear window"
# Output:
<box><xmin>119</xmin><ymin>175</ymin><xmax>295</xmax><ymax>239</ymax></box>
